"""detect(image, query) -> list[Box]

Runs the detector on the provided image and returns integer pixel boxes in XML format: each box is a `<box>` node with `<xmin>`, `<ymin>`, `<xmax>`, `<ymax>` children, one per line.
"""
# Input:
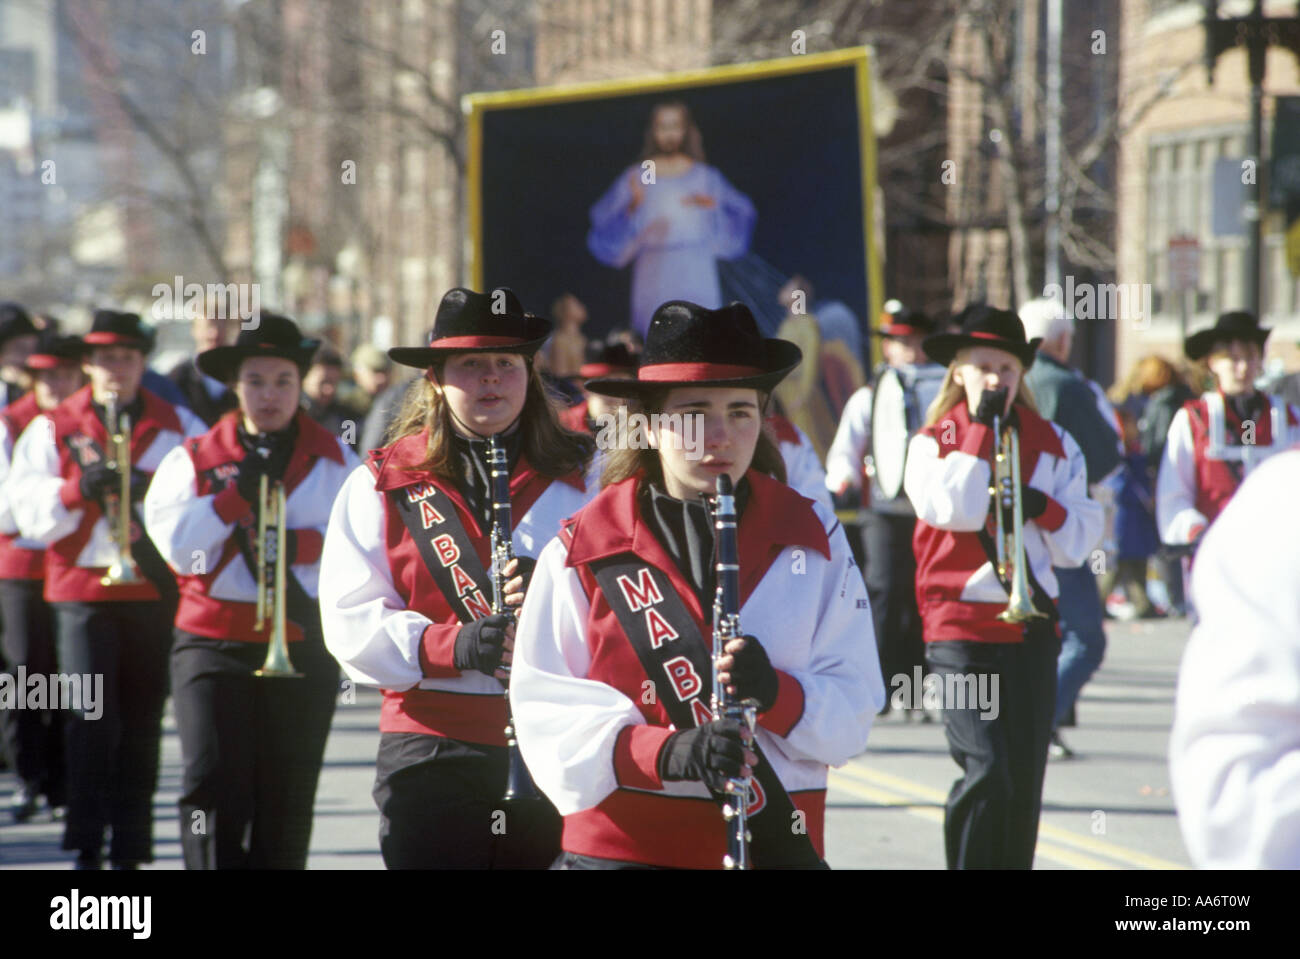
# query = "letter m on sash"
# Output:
<box><xmin>616</xmin><ymin>568</ymin><xmax>662</xmax><ymax>613</ymax></box>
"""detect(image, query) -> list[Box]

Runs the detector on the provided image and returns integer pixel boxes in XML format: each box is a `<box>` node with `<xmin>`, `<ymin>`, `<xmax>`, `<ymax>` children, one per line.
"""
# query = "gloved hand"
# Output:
<box><xmin>658</xmin><ymin>719</ymin><xmax>755</xmax><ymax>793</ymax></box>
<box><xmin>719</xmin><ymin>635</ymin><xmax>779</xmax><ymax>712</ymax></box>
<box><xmin>235</xmin><ymin>454</ymin><xmax>274</xmax><ymax>505</ymax></box>
<box><xmin>78</xmin><ymin>461</ymin><xmax>116</xmax><ymax>502</ymax></box>
<box><xmin>1019</xmin><ymin>484</ymin><xmax>1048</xmax><ymax>520</ymax></box>
<box><xmin>508</xmin><ymin>555</ymin><xmax>537</xmax><ymax>593</ymax></box>
<box><xmin>128</xmin><ymin>468</ymin><xmax>150</xmax><ymax>503</ymax></box>
<box><xmin>453</xmin><ymin>612</ymin><xmax>514</xmax><ymax>676</ymax></box>
<box><xmin>974</xmin><ymin>387</ymin><xmax>1009</xmax><ymax>427</ymax></box>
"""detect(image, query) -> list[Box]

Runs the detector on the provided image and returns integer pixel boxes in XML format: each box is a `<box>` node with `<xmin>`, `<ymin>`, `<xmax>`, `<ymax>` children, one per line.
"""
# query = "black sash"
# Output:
<box><xmin>389</xmin><ymin>482</ymin><xmax>495</xmax><ymax>626</ymax></box>
<box><xmin>592</xmin><ymin>557</ymin><xmax>824</xmax><ymax>869</ymax></box>
<box><xmin>64</xmin><ymin>433</ymin><xmax>177</xmax><ymax>602</ymax></box>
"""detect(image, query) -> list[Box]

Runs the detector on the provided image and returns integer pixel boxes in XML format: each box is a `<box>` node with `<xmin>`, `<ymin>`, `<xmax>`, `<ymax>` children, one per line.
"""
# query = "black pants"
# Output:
<box><xmin>0</xmin><ymin>579</ymin><xmax>64</xmax><ymax>804</ymax></box>
<box><xmin>373</xmin><ymin>731</ymin><xmax>562</xmax><ymax>869</ymax></box>
<box><xmin>171</xmin><ymin>628</ymin><xmax>339</xmax><ymax>869</ymax></box>
<box><xmin>862</xmin><ymin>511</ymin><xmax>924</xmax><ymax>693</ymax></box>
<box><xmin>925</xmin><ymin>623</ymin><xmax>1060</xmax><ymax>870</ymax></box>
<box><xmin>54</xmin><ymin>599</ymin><xmax>174</xmax><ymax>863</ymax></box>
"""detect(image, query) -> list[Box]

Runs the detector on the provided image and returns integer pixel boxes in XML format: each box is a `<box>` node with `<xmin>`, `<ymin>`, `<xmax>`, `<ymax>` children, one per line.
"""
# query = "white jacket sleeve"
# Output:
<box><xmin>9</xmin><ymin>414</ymin><xmax>80</xmax><ymax>545</ymax></box>
<box><xmin>1169</xmin><ymin>451</ymin><xmax>1300</xmax><ymax>868</ymax></box>
<box><xmin>0</xmin><ymin>420</ymin><xmax>18</xmax><ymax>535</ymax></box>
<box><xmin>1156</xmin><ymin>408</ymin><xmax>1205</xmax><ymax>544</ymax></box>
<box><xmin>1039</xmin><ymin>427</ymin><xmax>1105</xmax><ymax>569</ymax></box>
<box><xmin>511</xmin><ymin>535</ymin><xmax>646</xmax><ymax>816</ymax></box>
<box><xmin>319</xmin><ymin>464</ymin><xmax>430</xmax><ymax>691</ymax></box>
<box><xmin>767</xmin><ymin>510</ymin><xmax>885</xmax><ymax>767</ymax></box>
<box><xmin>903</xmin><ymin>431</ymin><xmax>993</xmax><ymax>531</ymax></box>
<box><xmin>825</xmin><ymin>386</ymin><xmax>871</xmax><ymax>492</ymax></box>
<box><xmin>782</xmin><ymin>424</ymin><xmax>833</xmax><ymax>511</ymax></box>
<box><xmin>142</xmin><ymin>444</ymin><xmax>229</xmax><ymax>574</ymax></box>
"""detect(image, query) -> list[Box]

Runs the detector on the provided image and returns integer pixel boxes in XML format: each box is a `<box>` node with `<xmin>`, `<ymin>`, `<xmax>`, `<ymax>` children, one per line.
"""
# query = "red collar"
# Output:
<box><xmin>765</xmin><ymin>413</ymin><xmax>801</xmax><ymax>445</ymax></box>
<box><xmin>190</xmin><ymin>409</ymin><xmax>345</xmax><ymax>472</ymax></box>
<box><xmin>937</xmin><ymin>399</ymin><xmax>1064</xmax><ymax>461</ymax></box>
<box><xmin>61</xmin><ymin>384</ymin><xmax>182</xmax><ymax>446</ymax></box>
<box><xmin>368</xmin><ymin>428</ymin><xmax>586</xmax><ymax>494</ymax></box>
<box><xmin>0</xmin><ymin>392</ymin><xmax>40</xmax><ymax>433</ymax></box>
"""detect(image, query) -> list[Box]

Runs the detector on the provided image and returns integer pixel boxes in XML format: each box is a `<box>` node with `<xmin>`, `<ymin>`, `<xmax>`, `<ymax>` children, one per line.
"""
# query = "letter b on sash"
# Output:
<box><xmin>663</xmin><ymin>655</ymin><xmax>702</xmax><ymax>701</ymax></box>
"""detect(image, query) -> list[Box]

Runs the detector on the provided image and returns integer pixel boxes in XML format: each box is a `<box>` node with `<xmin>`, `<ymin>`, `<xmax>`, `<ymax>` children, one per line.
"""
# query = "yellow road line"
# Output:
<box><xmin>830</xmin><ymin>763</ymin><xmax>1186</xmax><ymax>870</ymax></box>
<box><xmin>828</xmin><ymin>770</ymin><xmax>1116</xmax><ymax>870</ymax></box>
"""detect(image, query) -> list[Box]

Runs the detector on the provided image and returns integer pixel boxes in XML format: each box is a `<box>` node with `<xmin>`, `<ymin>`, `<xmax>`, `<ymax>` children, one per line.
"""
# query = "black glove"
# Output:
<box><xmin>658</xmin><ymin>719</ymin><xmax>751</xmax><ymax>793</ymax></box>
<box><xmin>511</xmin><ymin>555</ymin><xmax>537</xmax><ymax>594</ymax></box>
<box><xmin>78</xmin><ymin>461</ymin><xmax>116</xmax><ymax>502</ymax></box>
<box><xmin>727</xmin><ymin>635</ymin><xmax>779</xmax><ymax>712</ymax></box>
<box><xmin>453</xmin><ymin>612</ymin><xmax>513</xmax><ymax>676</ymax></box>
<box><xmin>128</xmin><ymin>468</ymin><xmax>150</xmax><ymax>503</ymax></box>
<box><xmin>234</xmin><ymin>454</ymin><xmax>273</xmax><ymax>505</ymax></box>
<box><xmin>974</xmin><ymin>387</ymin><xmax>1009</xmax><ymax>427</ymax></box>
<box><xmin>1019</xmin><ymin>484</ymin><xmax>1048</xmax><ymax>520</ymax></box>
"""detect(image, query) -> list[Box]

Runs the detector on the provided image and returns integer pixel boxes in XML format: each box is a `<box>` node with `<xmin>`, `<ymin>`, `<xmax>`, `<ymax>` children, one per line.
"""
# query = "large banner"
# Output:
<box><xmin>465</xmin><ymin>48</ymin><xmax>880</xmax><ymax>455</ymax></box>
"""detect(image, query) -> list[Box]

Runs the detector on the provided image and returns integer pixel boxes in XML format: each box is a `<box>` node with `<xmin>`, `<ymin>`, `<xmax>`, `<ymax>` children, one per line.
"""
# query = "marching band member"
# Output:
<box><xmin>825</xmin><ymin>306</ymin><xmax>946</xmax><ymax>716</ymax></box>
<box><xmin>143</xmin><ymin>313</ymin><xmax>356</xmax><ymax>868</ymax></box>
<box><xmin>0</xmin><ymin>302</ymin><xmax>40</xmax><ymax>408</ymax></box>
<box><xmin>0</xmin><ymin>335</ymin><xmax>85</xmax><ymax>822</ymax></box>
<box><xmin>510</xmin><ymin>300</ymin><xmax>883</xmax><ymax>869</ymax></box>
<box><xmin>320</xmin><ymin>287</ymin><xmax>594</xmax><ymax>869</ymax></box>
<box><xmin>766</xmin><ymin>412</ymin><xmax>833</xmax><ymax>510</ymax></box>
<box><xmin>558</xmin><ymin>339</ymin><xmax>639</xmax><ymax>435</ymax></box>
<box><xmin>1169</xmin><ymin>450</ymin><xmax>1300</xmax><ymax>868</ymax></box>
<box><xmin>1156</xmin><ymin>311</ymin><xmax>1299</xmax><ymax>553</ymax></box>
<box><xmin>9</xmin><ymin>309</ymin><xmax>205</xmax><ymax>869</ymax></box>
<box><xmin>904</xmin><ymin>306</ymin><xmax>1102</xmax><ymax>869</ymax></box>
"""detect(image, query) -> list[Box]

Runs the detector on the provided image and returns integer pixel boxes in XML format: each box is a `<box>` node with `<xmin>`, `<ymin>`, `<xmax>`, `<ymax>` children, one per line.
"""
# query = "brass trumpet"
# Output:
<box><xmin>100</xmin><ymin>392</ymin><xmax>143</xmax><ymax>587</ymax></box>
<box><xmin>990</xmin><ymin>415</ymin><xmax>1046</xmax><ymax>624</ymax></box>
<box><xmin>253</xmin><ymin>473</ymin><xmax>302</xmax><ymax>678</ymax></box>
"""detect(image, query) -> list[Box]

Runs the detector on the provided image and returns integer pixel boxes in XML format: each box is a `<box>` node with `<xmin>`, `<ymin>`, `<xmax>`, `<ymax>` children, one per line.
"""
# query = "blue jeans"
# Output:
<box><xmin>1053</xmin><ymin>564</ymin><xmax>1107</xmax><ymax>729</ymax></box>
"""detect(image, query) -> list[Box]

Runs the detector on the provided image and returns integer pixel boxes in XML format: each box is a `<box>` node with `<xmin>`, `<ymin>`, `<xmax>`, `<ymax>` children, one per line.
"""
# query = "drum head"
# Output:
<box><xmin>871</xmin><ymin>368</ymin><xmax>909</xmax><ymax>499</ymax></box>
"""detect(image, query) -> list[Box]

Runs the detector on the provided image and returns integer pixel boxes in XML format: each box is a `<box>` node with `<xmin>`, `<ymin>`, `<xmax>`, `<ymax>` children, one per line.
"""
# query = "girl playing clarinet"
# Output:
<box><xmin>510</xmin><ymin>300</ymin><xmax>883</xmax><ymax>869</ymax></box>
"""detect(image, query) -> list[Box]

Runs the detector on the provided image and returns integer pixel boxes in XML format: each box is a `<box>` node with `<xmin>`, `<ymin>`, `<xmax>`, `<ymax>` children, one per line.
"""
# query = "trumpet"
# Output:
<box><xmin>990</xmin><ymin>415</ymin><xmax>1047</xmax><ymax>624</ymax></box>
<box><xmin>253</xmin><ymin>473</ymin><xmax>302</xmax><ymax>678</ymax></box>
<box><xmin>100</xmin><ymin>392</ymin><xmax>143</xmax><ymax>587</ymax></box>
<box><xmin>710</xmin><ymin>473</ymin><xmax>756</xmax><ymax>870</ymax></box>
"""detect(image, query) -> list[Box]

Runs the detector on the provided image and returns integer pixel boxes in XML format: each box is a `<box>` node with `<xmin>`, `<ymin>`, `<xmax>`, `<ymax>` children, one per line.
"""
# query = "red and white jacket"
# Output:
<box><xmin>143</xmin><ymin>410</ymin><xmax>357</xmax><ymax>642</ymax></box>
<box><xmin>0</xmin><ymin>393</ymin><xmax>48</xmax><ymax>580</ymax></box>
<box><xmin>510</xmin><ymin>470</ymin><xmax>884</xmax><ymax>868</ymax></box>
<box><xmin>904</xmin><ymin>401</ymin><xmax>1102</xmax><ymax>644</ymax></box>
<box><xmin>1156</xmin><ymin>391</ymin><xmax>1300</xmax><ymax>545</ymax></box>
<box><xmin>320</xmin><ymin>429</ymin><xmax>592</xmax><ymax>746</ymax></box>
<box><xmin>9</xmin><ymin>385</ymin><xmax>205</xmax><ymax>603</ymax></box>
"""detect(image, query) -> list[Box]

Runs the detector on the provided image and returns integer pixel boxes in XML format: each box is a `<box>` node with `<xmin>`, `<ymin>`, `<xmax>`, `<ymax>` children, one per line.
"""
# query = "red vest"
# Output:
<box><xmin>0</xmin><ymin>393</ymin><xmax>45</xmax><ymax>579</ymax></box>
<box><xmin>44</xmin><ymin>386</ymin><xmax>182</xmax><ymax>603</ymax></box>
<box><xmin>367</xmin><ymin>429</ymin><xmax>585</xmax><ymax>744</ymax></box>
<box><xmin>174</xmin><ymin>411</ymin><xmax>344</xmax><ymax>642</ymax></box>
<box><xmin>1184</xmin><ymin>392</ymin><xmax>1300</xmax><ymax>528</ymax></box>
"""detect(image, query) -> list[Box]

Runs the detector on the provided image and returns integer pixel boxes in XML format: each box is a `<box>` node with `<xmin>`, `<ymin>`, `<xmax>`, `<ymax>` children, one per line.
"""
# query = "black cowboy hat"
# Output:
<box><xmin>922</xmin><ymin>304</ymin><xmax>1041</xmax><ymax>368</ymax></box>
<box><xmin>1184</xmin><ymin>311</ymin><xmax>1270</xmax><ymax>361</ymax></box>
<box><xmin>389</xmin><ymin>287</ymin><xmax>552</xmax><ymax>369</ymax></box>
<box><xmin>83</xmin><ymin>309</ymin><xmax>152</xmax><ymax>351</ymax></box>
<box><xmin>876</xmin><ymin>306</ymin><xmax>936</xmax><ymax>339</ymax></box>
<box><xmin>196</xmin><ymin>311</ymin><xmax>319</xmax><ymax>383</ymax></box>
<box><xmin>579</xmin><ymin>340</ymin><xmax>639</xmax><ymax>380</ymax></box>
<box><xmin>586</xmin><ymin>301</ymin><xmax>802</xmax><ymax>399</ymax></box>
<box><xmin>25</xmin><ymin>334</ymin><xmax>85</xmax><ymax>370</ymax></box>
<box><xmin>0</xmin><ymin>302</ymin><xmax>37</xmax><ymax>347</ymax></box>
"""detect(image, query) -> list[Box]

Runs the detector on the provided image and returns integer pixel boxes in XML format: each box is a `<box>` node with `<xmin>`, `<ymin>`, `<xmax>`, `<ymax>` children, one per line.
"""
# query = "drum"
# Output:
<box><xmin>869</xmin><ymin>367</ymin><xmax>909</xmax><ymax>500</ymax></box>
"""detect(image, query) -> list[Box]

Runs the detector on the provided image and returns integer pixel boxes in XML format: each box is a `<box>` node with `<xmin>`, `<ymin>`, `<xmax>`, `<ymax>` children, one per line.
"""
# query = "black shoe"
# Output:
<box><xmin>1048</xmin><ymin>731</ymin><xmax>1075</xmax><ymax>761</ymax></box>
<box><xmin>111</xmin><ymin>861</ymin><xmax>139</xmax><ymax>871</ymax></box>
<box><xmin>9</xmin><ymin>786</ymin><xmax>39</xmax><ymax>824</ymax></box>
<box><xmin>1059</xmin><ymin>705</ymin><xmax>1077</xmax><ymax>728</ymax></box>
<box><xmin>74</xmin><ymin>850</ymin><xmax>103</xmax><ymax>870</ymax></box>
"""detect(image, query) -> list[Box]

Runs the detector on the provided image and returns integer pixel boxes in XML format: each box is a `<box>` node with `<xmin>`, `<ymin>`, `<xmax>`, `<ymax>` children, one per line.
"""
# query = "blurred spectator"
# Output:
<box><xmin>168</xmin><ymin>313</ymin><xmax>237</xmax><ymax>426</ymax></box>
<box><xmin>359</xmin><ymin>375</ymin><xmax>416</xmax><ymax>455</ymax></box>
<box><xmin>303</xmin><ymin>345</ymin><xmax>358</xmax><ymax>449</ymax></box>
<box><xmin>341</xmin><ymin>344</ymin><xmax>393</xmax><ymax>421</ymax></box>
<box><xmin>1098</xmin><ymin>409</ymin><xmax>1160</xmax><ymax>619</ymax></box>
<box><xmin>545</xmin><ymin>293</ymin><xmax>588</xmax><ymax>380</ymax></box>
<box><xmin>0</xmin><ymin>303</ymin><xmax>39</xmax><ymax>407</ymax></box>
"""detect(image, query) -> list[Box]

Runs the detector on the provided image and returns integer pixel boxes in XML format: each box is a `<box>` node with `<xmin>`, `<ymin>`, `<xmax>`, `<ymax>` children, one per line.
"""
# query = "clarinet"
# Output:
<box><xmin>488</xmin><ymin>433</ymin><xmax>541</xmax><ymax>802</ymax></box>
<box><xmin>710</xmin><ymin>473</ymin><xmax>757</xmax><ymax>870</ymax></box>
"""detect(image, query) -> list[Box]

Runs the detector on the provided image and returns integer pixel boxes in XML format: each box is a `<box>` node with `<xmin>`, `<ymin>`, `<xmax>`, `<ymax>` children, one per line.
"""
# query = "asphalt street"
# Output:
<box><xmin>1</xmin><ymin>614</ymin><xmax>1194</xmax><ymax>870</ymax></box>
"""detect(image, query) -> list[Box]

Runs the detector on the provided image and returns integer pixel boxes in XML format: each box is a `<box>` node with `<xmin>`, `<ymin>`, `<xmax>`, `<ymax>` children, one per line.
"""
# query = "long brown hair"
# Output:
<box><xmin>924</xmin><ymin>349</ymin><xmax>1039</xmax><ymax>427</ymax></box>
<box><xmin>600</xmin><ymin>388</ymin><xmax>786</xmax><ymax>489</ymax></box>
<box><xmin>386</xmin><ymin>359</ymin><xmax>594</xmax><ymax>481</ymax></box>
